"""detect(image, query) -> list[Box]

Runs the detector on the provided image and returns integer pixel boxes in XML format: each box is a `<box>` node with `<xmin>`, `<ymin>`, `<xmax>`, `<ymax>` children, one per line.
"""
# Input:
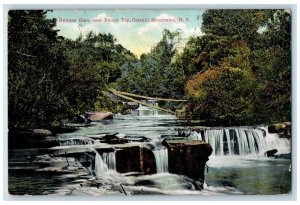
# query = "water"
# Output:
<box><xmin>153</xmin><ymin>148</ymin><xmax>169</xmax><ymax>173</ymax></box>
<box><xmin>188</xmin><ymin>131</ymin><xmax>203</xmax><ymax>141</ymax></box>
<box><xmin>204</xmin><ymin>127</ymin><xmax>290</xmax><ymax>156</ymax></box>
<box><xmin>94</xmin><ymin>151</ymin><xmax>109</xmax><ymax>178</ymax></box>
<box><xmin>57</xmin><ymin>114</ymin><xmax>179</xmax><ymax>141</ymax></box>
<box><xmin>56</xmin><ymin>136</ymin><xmax>96</xmax><ymax>146</ymax></box>
<box><xmin>8</xmin><ymin>110</ymin><xmax>291</xmax><ymax>196</ymax></box>
<box><xmin>205</xmin><ymin>129</ymin><xmax>225</xmax><ymax>155</ymax></box>
<box><xmin>205</xmin><ymin>156</ymin><xmax>291</xmax><ymax>195</ymax></box>
<box><xmin>8</xmin><ymin>169</ymin><xmax>82</xmax><ymax>195</ymax></box>
<box><xmin>102</xmin><ymin>152</ymin><xmax>116</xmax><ymax>170</ymax></box>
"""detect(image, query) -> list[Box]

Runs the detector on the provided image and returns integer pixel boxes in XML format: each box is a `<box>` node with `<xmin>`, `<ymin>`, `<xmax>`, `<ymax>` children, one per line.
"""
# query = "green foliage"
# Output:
<box><xmin>94</xmin><ymin>92</ymin><xmax>122</xmax><ymax>113</ymax></box>
<box><xmin>252</xmin><ymin>10</ymin><xmax>291</xmax><ymax>122</ymax></box>
<box><xmin>184</xmin><ymin>38</ymin><xmax>255</xmax><ymax>121</ymax></box>
<box><xmin>116</xmin><ymin>29</ymin><xmax>186</xmax><ymax>101</ymax></box>
<box><xmin>186</xmin><ymin>66</ymin><xmax>255</xmax><ymax>120</ymax></box>
<box><xmin>8</xmin><ymin>9</ymin><xmax>291</xmax><ymax>128</ymax></box>
<box><xmin>202</xmin><ymin>9</ymin><xmax>274</xmax><ymax>48</ymax></box>
<box><xmin>252</xmin><ymin>46</ymin><xmax>291</xmax><ymax>122</ymax></box>
<box><xmin>8</xmin><ymin>10</ymin><xmax>136</xmax><ymax>129</ymax></box>
<box><xmin>183</xmin><ymin>9</ymin><xmax>291</xmax><ymax>124</ymax></box>
<box><xmin>8</xmin><ymin>10</ymin><xmax>70</xmax><ymax>128</ymax></box>
<box><xmin>178</xmin><ymin>35</ymin><xmax>251</xmax><ymax>77</ymax></box>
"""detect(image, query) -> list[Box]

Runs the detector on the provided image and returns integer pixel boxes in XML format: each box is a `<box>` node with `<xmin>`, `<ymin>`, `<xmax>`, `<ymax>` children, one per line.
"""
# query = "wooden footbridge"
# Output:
<box><xmin>108</xmin><ymin>88</ymin><xmax>187</xmax><ymax>114</ymax></box>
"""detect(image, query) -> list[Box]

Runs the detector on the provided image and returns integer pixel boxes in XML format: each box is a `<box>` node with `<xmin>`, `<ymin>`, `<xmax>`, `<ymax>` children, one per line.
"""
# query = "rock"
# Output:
<box><xmin>160</xmin><ymin>134</ymin><xmax>187</xmax><ymax>141</ymax></box>
<box><xmin>264</xmin><ymin>149</ymin><xmax>278</xmax><ymax>157</ymax></box>
<box><xmin>268</xmin><ymin>122</ymin><xmax>291</xmax><ymax>136</ymax></box>
<box><xmin>268</xmin><ymin>124</ymin><xmax>283</xmax><ymax>133</ymax></box>
<box><xmin>274</xmin><ymin>153</ymin><xmax>291</xmax><ymax>159</ymax></box>
<box><xmin>166</xmin><ymin>140</ymin><xmax>212</xmax><ymax>183</ymax></box>
<box><xmin>77</xmin><ymin>115</ymin><xmax>87</xmax><ymax>123</ymax></box>
<box><xmin>115</xmin><ymin>146</ymin><xmax>156</xmax><ymax>174</ymax></box>
<box><xmin>9</xmin><ymin>129</ymin><xmax>57</xmax><ymax>149</ymax></box>
<box><xmin>134</xmin><ymin>179</ymin><xmax>156</xmax><ymax>187</ymax></box>
<box><xmin>51</xmin><ymin>127</ymin><xmax>79</xmax><ymax>135</ymax></box>
<box><xmin>124</xmin><ymin>135</ymin><xmax>151</xmax><ymax>142</ymax></box>
<box><xmin>43</xmin><ymin>139</ymin><xmax>213</xmax><ymax>189</ymax></box>
<box><xmin>161</xmin><ymin>140</ymin><xmax>173</xmax><ymax>150</ymax></box>
<box><xmin>86</xmin><ymin>112</ymin><xmax>113</xmax><ymax>121</ymax></box>
<box><xmin>283</xmin><ymin>122</ymin><xmax>291</xmax><ymax>136</ymax></box>
<box><xmin>32</xmin><ymin>129</ymin><xmax>52</xmax><ymax>135</ymax></box>
<box><xmin>99</xmin><ymin>134</ymin><xmax>129</xmax><ymax>144</ymax></box>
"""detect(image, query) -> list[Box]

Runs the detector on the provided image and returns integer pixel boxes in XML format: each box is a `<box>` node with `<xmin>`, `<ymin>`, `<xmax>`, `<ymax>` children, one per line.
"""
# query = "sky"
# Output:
<box><xmin>47</xmin><ymin>10</ymin><xmax>204</xmax><ymax>57</ymax></box>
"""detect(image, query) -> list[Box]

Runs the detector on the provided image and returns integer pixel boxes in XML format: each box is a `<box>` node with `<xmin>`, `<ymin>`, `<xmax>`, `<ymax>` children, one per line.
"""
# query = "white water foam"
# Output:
<box><xmin>261</xmin><ymin>127</ymin><xmax>291</xmax><ymax>154</ymax></box>
<box><xmin>188</xmin><ymin>131</ymin><xmax>203</xmax><ymax>141</ymax></box>
<box><xmin>94</xmin><ymin>151</ymin><xmax>109</xmax><ymax>178</ymax></box>
<box><xmin>57</xmin><ymin>136</ymin><xmax>96</xmax><ymax>146</ymax></box>
<box><xmin>102</xmin><ymin>152</ymin><xmax>116</xmax><ymax>170</ymax></box>
<box><xmin>203</xmin><ymin>127</ymin><xmax>290</xmax><ymax>156</ymax></box>
<box><xmin>153</xmin><ymin>148</ymin><xmax>169</xmax><ymax>173</ymax></box>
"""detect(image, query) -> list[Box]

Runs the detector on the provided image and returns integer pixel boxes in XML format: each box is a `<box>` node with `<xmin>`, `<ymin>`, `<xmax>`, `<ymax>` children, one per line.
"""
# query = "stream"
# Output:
<box><xmin>8</xmin><ymin>111</ymin><xmax>291</xmax><ymax>196</ymax></box>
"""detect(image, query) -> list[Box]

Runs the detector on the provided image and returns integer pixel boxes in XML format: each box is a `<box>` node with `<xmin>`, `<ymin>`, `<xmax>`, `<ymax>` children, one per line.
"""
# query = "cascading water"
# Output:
<box><xmin>57</xmin><ymin>136</ymin><xmax>96</xmax><ymax>146</ymax></box>
<box><xmin>94</xmin><ymin>151</ymin><xmax>109</xmax><ymax>178</ymax></box>
<box><xmin>102</xmin><ymin>152</ymin><xmax>116</xmax><ymax>170</ymax></box>
<box><xmin>262</xmin><ymin>127</ymin><xmax>291</xmax><ymax>154</ymax></box>
<box><xmin>153</xmin><ymin>148</ymin><xmax>169</xmax><ymax>173</ymax></box>
<box><xmin>203</xmin><ymin>127</ymin><xmax>290</xmax><ymax>156</ymax></box>
<box><xmin>205</xmin><ymin>129</ymin><xmax>224</xmax><ymax>155</ymax></box>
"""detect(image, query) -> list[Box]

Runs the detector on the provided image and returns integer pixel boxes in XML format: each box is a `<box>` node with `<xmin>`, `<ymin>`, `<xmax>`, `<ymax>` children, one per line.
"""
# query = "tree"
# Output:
<box><xmin>178</xmin><ymin>35</ymin><xmax>252</xmax><ymax>78</ymax></box>
<box><xmin>8</xmin><ymin>11</ymin><xmax>136</xmax><ymax>129</ymax></box>
<box><xmin>252</xmin><ymin>10</ymin><xmax>291</xmax><ymax>122</ymax></box>
<box><xmin>201</xmin><ymin>9</ymin><xmax>274</xmax><ymax>48</ymax></box>
<box><xmin>184</xmin><ymin>39</ymin><xmax>255</xmax><ymax>122</ymax></box>
<box><xmin>8</xmin><ymin>10</ymin><xmax>71</xmax><ymax>128</ymax></box>
<box><xmin>116</xmin><ymin>29</ymin><xmax>186</xmax><ymax>102</ymax></box>
<box><xmin>182</xmin><ymin>9</ymin><xmax>291</xmax><ymax>124</ymax></box>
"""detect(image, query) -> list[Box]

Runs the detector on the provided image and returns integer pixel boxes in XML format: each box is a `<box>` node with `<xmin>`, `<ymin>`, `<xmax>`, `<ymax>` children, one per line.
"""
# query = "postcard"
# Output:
<box><xmin>7</xmin><ymin>9</ymin><xmax>291</xmax><ymax>196</ymax></box>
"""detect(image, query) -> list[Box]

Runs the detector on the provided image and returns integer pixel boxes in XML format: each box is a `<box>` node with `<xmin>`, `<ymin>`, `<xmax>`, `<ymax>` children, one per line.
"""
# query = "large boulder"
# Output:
<box><xmin>115</xmin><ymin>146</ymin><xmax>156</xmax><ymax>174</ymax></box>
<box><xmin>165</xmin><ymin>140</ymin><xmax>213</xmax><ymax>182</ymax></box>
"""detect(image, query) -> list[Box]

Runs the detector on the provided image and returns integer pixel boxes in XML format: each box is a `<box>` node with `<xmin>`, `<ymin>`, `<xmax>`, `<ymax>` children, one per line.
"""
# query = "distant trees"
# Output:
<box><xmin>116</xmin><ymin>29</ymin><xmax>186</xmax><ymax>100</ymax></box>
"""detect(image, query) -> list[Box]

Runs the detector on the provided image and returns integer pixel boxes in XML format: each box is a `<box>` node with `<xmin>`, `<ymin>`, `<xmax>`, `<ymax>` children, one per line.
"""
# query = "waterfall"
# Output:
<box><xmin>102</xmin><ymin>152</ymin><xmax>116</xmax><ymax>170</ymax></box>
<box><xmin>153</xmin><ymin>148</ymin><xmax>169</xmax><ymax>173</ymax></box>
<box><xmin>203</xmin><ymin>127</ymin><xmax>290</xmax><ymax>156</ymax></box>
<box><xmin>205</xmin><ymin>129</ymin><xmax>224</xmax><ymax>155</ymax></box>
<box><xmin>57</xmin><ymin>136</ymin><xmax>96</xmax><ymax>146</ymax></box>
<box><xmin>94</xmin><ymin>151</ymin><xmax>109</xmax><ymax>178</ymax></box>
<box><xmin>262</xmin><ymin>128</ymin><xmax>291</xmax><ymax>154</ymax></box>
